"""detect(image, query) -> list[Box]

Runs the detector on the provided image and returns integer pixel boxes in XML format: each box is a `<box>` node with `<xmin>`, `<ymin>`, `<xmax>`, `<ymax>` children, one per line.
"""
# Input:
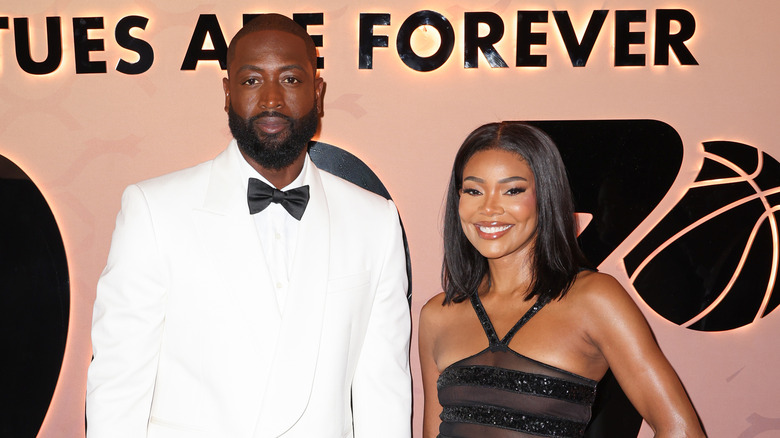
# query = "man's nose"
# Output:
<box><xmin>260</xmin><ymin>83</ymin><xmax>283</xmax><ymax>109</ymax></box>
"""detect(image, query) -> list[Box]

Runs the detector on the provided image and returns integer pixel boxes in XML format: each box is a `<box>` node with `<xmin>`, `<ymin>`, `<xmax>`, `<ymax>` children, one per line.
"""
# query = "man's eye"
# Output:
<box><xmin>283</xmin><ymin>77</ymin><xmax>301</xmax><ymax>84</ymax></box>
<box><xmin>242</xmin><ymin>78</ymin><xmax>259</xmax><ymax>85</ymax></box>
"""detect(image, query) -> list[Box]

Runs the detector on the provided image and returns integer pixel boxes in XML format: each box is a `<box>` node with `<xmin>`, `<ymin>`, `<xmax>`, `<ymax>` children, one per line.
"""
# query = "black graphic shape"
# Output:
<box><xmin>526</xmin><ymin>120</ymin><xmax>685</xmax><ymax>438</ymax></box>
<box><xmin>528</xmin><ymin>120</ymin><xmax>683</xmax><ymax>266</ymax></box>
<box><xmin>309</xmin><ymin>141</ymin><xmax>412</xmax><ymax>302</ymax></box>
<box><xmin>624</xmin><ymin>141</ymin><xmax>780</xmax><ymax>331</ymax></box>
<box><xmin>0</xmin><ymin>155</ymin><xmax>69</xmax><ymax>437</ymax></box>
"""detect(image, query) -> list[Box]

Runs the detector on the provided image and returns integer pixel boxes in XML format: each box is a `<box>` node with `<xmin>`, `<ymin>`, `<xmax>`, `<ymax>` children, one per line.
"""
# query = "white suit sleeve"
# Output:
<box><xmin>87</xmin><ymin>185</ymin><xmax>168</xmax><ymax>437</ymax></box>
<box><xmin>351</xmin><ymin>199</ymin><xmax>412</xmax><ymax>437</ymax></box>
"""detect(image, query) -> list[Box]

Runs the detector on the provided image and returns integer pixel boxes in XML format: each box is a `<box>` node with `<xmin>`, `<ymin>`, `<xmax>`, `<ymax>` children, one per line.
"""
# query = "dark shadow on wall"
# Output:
<box><xmin>0</xmin><ymin>154</ymin><xmax>70</xmax><ymax>438</ymax></box>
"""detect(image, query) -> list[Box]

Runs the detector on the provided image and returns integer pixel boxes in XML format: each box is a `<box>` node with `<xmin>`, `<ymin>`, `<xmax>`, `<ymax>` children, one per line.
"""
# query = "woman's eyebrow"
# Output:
<box><xmin>499</xmin><ymin>176</ymin><xmax>527</xmax><ymax>183</ymax></box>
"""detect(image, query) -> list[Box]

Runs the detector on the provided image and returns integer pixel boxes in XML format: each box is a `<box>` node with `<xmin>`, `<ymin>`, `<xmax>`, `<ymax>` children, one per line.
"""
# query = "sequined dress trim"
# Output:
<box><xmin>437</xmin><ymin>365</ymin><xmax>596</xmax><ymax>404</ymax></box>
<box><xmin>440</xmin><ymin>405</ymin><xmax>586</xmax><ymax>436</ymax></box>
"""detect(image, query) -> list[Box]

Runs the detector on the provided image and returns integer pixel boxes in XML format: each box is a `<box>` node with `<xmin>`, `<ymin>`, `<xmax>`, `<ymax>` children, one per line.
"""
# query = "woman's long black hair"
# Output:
<box><xmin>441</xmin><ymin>122</ymin><xmax>591</xmax><ymax>304</ymax></box>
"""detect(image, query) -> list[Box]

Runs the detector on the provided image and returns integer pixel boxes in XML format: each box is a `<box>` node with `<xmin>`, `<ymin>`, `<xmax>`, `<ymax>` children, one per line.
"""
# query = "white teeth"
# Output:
<box><xmin>477</xmin><ymin>225</ymin><xmax>511</xmax><ymax>233</ymax></box>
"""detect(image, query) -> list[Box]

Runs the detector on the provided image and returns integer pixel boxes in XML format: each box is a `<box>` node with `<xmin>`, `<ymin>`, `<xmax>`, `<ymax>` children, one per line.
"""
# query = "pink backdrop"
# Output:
<box><xmin>1</xmin><ymin>1</ymin><xmax>778</xmax><ymax>436</ymax></box>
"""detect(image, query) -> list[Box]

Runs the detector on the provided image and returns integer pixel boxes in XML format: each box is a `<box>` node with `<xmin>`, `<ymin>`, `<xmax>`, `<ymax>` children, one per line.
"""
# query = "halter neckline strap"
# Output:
<box><xmin>469</xmin><ymin>292</ymin><xmax>550</xmax><ymax>346</ymax></box>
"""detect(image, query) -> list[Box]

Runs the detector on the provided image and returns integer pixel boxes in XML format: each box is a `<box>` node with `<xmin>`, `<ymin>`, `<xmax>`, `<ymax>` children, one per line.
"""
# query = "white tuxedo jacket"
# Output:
<box><xmin>87</xmin><ymin>141</ymin><xmax>411</xmax><ymax>438</ymax></box>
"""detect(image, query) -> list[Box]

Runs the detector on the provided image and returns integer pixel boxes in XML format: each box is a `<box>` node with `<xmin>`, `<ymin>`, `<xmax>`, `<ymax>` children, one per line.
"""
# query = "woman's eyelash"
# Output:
<box><xmin>506</xmin><ymin>187</ymin><xmax>526</xmax><ymax>195</ymax></box>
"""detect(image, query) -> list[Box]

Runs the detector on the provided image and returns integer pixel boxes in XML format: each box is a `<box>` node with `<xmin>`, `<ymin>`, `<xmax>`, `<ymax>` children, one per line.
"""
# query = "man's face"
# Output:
<box><xmin>223</xmin><ymin>30</ymin><xmax>324</xmax><ymax>170</ymax></box>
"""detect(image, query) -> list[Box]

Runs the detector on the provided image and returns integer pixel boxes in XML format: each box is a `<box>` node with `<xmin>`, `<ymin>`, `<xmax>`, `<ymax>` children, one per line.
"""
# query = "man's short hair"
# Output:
<box><xmin>226</xmin><ymin>13</ymin><xmax>318</xmax><ymax>73</ymax></box>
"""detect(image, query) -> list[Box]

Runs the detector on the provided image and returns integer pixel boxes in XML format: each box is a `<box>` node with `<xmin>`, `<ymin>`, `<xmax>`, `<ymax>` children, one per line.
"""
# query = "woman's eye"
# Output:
<box><xmin>506</xmin><ymin>187</ymin><xmax>526</xmax><ymax>195</ymax></box>
<box><xmin>462</xmin><ymin>188</ymin><xmax>482</xmax><ymax>196</ymax></box>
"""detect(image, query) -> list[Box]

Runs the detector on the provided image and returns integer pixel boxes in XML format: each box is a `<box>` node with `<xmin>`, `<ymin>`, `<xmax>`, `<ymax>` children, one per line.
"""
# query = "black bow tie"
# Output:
<box><xmin>247</xmin><ymin>178</ymin><xmax>310</xmax><ymax>220</ymax></box>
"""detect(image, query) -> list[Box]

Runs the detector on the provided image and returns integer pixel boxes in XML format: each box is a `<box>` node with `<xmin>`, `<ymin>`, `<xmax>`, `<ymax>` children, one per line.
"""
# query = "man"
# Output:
<box><xmin>87</xmin><ymin>14</ymin><xmax>411</xmax><ymax>437</ymax></box>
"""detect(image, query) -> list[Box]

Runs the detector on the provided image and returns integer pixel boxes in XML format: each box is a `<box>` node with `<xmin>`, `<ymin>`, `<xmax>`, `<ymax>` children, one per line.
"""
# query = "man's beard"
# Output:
<box><xmin>228</xmin><ymin>105</ymin><xmax>319</xmax><ymax>171</ymax></box>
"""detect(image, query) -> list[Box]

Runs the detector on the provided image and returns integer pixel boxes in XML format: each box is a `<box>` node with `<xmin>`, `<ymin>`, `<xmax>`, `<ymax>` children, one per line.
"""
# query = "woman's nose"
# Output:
<box><xmin>482</xmin><ymin>192</ymin><xmax>504</xmax><ymax>216</ymax></box>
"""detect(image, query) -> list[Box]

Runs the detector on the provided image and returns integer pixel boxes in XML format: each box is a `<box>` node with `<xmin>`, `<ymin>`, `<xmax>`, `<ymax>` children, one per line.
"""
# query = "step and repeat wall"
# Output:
<box><xmin>1</xmin><ymin>1</ymin><xmax>778</xmax><ymax>436</ymax></box>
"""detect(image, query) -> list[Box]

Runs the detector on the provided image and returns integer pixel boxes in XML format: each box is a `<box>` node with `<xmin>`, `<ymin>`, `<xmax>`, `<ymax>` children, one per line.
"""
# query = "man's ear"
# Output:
<box><xmin>315</xmin><ymin>77</ymin><xmax>325</xmax><ymax>116</ymax></box>
<box><xmin>222</xmin><ymin>77</ymin><xmax>231</xmax><ymax>113</ymax></box>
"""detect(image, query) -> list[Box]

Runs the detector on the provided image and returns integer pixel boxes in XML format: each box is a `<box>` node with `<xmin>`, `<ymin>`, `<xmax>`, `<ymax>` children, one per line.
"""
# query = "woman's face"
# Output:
<box><xmin>458</xmin><ymin>148</ymin><xmax>538</xmax><ymax>262</ymax></box>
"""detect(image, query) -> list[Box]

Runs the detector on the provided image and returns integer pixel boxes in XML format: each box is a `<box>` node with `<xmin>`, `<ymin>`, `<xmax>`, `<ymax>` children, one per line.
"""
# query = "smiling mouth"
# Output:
<box><xmin>477</xmin><ymin>224</ymin><xmax>512</xmax><ymax>234</ymax></box>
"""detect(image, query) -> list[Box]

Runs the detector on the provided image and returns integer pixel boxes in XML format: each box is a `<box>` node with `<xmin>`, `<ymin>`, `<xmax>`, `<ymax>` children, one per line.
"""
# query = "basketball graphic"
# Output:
<box><xmin>624</xmin><ymin>141</ymin><xmax>780</xmax><ymax>331</ymax></box>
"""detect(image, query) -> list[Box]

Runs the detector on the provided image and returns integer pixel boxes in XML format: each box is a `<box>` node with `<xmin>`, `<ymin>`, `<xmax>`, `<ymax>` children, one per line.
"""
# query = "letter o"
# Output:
<box><xmin>396</xmin><ymin>10</ymin><xmax>454</xmax><ymax>72</ymax></box>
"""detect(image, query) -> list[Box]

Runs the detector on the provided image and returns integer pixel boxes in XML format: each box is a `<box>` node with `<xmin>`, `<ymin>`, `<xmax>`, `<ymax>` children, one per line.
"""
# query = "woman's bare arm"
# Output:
<box><xmin>581</xmin><ymin>274</ymin><xmax>706</xmax><ymax>437</ymax></box>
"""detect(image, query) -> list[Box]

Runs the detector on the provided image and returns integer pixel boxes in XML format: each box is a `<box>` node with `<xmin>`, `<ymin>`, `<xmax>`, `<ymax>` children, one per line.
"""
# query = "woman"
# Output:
<box><xmin>419</xmin><ymin>122</ymin><xmax>705</xmax><ymax>438</ymax></box>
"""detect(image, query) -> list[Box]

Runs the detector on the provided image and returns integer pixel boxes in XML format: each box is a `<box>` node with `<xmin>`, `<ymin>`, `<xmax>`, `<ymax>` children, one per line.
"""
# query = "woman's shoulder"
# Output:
<box><xmin>423</xmin><ymin>291</ymin><xmax>447</xmax><ymax>306</ymax></box>
<box><xmin>420</xmin><ymin>292</ymin><xmax>449</xmax><ymax>322</ymax></box>
<box><xmin>565</xmin><ymin>271</ymin><xmax>638</xmax><ymax>315</ymax></box>
<box><xmin>564</xmin><ymin>271</ymin><xmax>649</xmax><ymax>335</ymax></box>
<box><xmin>418</xmin><ymin>292</ymin><xmax>451</xmax><ymax>345</ymax></box>
<box><xmin>419</xmin><ymin>291</ymin><xmax>471</xmax><ymax>328</ymax></box>
<box><xmin>571</xmin><ymin>270</ymin><xmax>627</xmax><ymax>296</ymax></box>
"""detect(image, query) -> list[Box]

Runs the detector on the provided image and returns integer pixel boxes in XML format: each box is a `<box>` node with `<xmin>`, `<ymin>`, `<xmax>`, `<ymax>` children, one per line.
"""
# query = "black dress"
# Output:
<box><xmin>437</xmin><ymin>293</ymin><xmax>598</xmax><ymax>437</ymax></box>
